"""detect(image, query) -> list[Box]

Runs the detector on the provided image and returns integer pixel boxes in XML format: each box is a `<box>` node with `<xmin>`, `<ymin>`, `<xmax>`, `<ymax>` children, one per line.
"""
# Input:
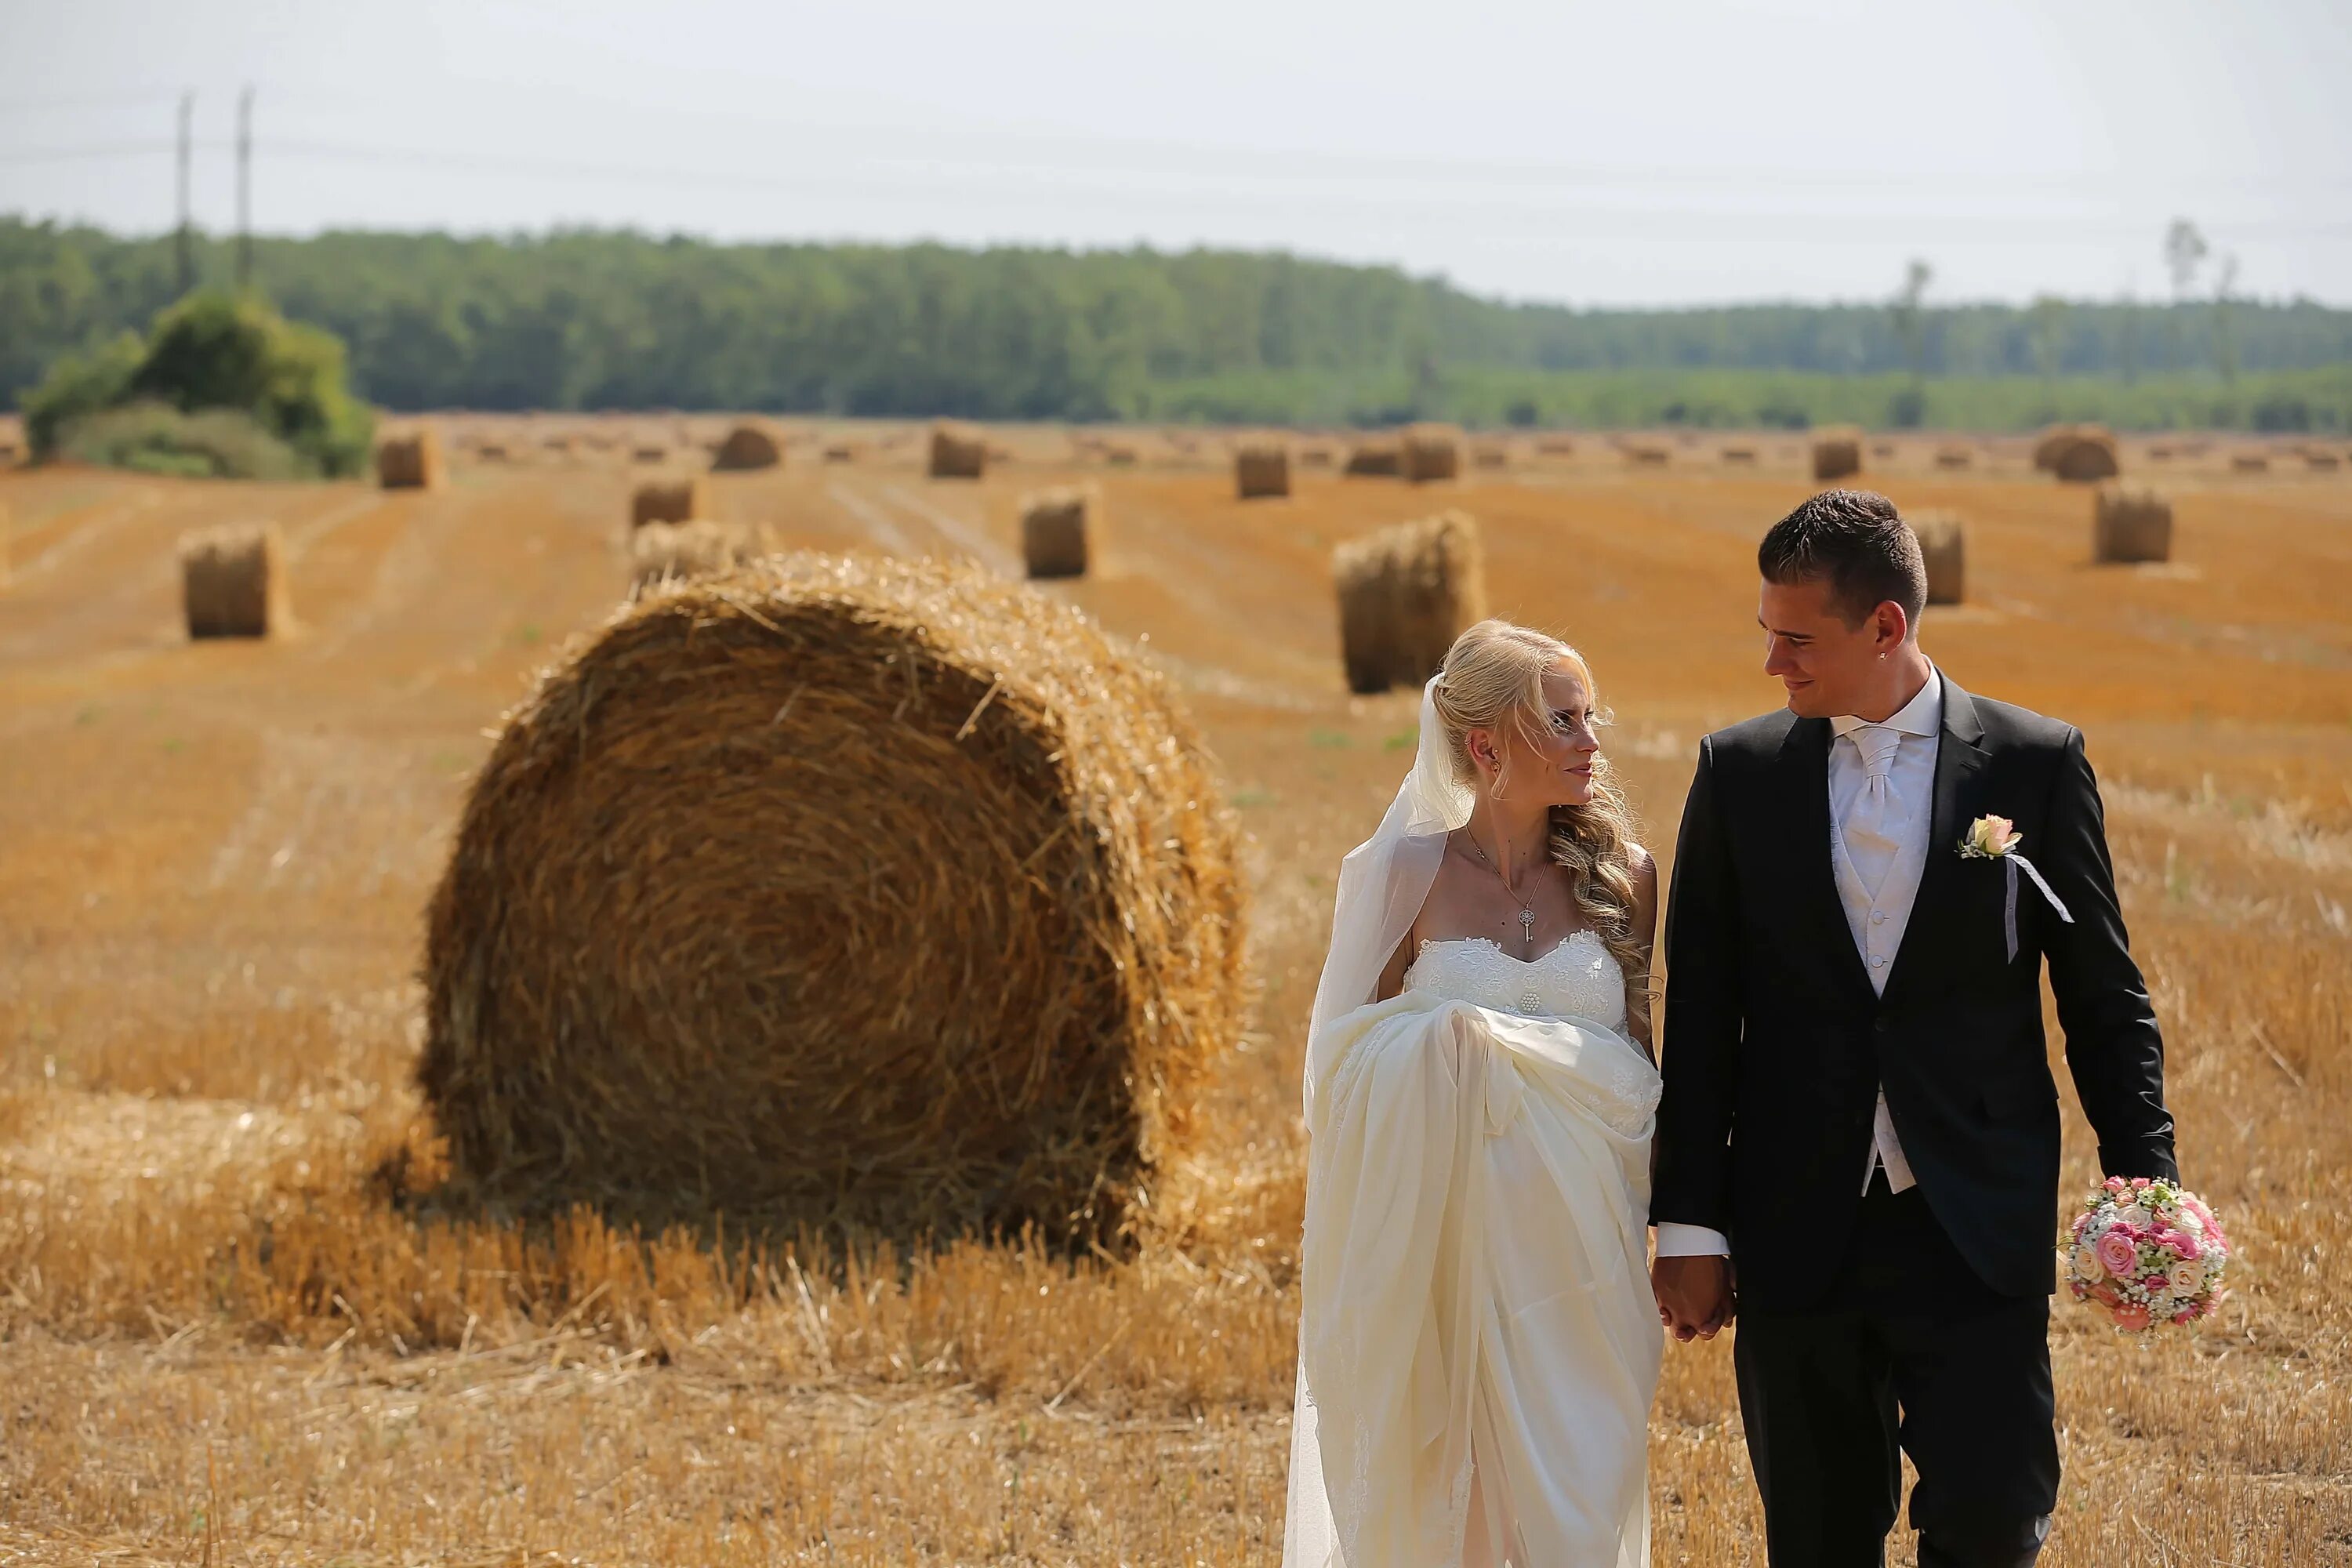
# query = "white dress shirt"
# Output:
<box><xmin>1655</xmin><ymin>666</ymin><xmax>1944</xmax><ymax>1260</ymax></box>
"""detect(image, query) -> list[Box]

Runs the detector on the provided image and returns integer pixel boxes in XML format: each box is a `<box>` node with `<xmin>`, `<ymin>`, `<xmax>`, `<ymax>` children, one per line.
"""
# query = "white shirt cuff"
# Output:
<box><xmin>1653</xmin><ymin>1222</ymin><xmax>1732</xmax><ymax>1258</ymax></box>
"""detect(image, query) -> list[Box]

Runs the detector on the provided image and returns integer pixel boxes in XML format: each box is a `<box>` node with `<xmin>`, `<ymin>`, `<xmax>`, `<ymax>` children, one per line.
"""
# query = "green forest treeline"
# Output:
<box><xmin>5</xmin><ymin>217</ymin><xmax>2349</xmax><ymax>431</ymax></box>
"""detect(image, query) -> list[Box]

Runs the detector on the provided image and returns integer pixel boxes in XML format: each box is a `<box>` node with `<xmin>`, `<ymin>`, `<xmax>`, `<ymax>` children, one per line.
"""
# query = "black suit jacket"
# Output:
<box><xmin>1652</xmin><ymin>676</ymin><xmax>2177</xmax><ymax>1308</ymax></box>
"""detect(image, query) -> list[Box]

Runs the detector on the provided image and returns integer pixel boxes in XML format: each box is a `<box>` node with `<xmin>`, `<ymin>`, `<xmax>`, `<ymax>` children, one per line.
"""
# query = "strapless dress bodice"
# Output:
<box><xmin>1402</xmin><ymin>929</ymin><xmax>1628</xmax><ymax>1029</ymax></box>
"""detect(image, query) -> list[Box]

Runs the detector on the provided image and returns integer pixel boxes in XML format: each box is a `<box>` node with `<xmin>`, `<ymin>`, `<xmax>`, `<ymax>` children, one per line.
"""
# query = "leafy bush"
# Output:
<box><xmin>23</xmin><ymin>331</ymin><xmax>143</xmax><ymax>456</ymax></box>
<box><xmin>58</xmin><ymin>401</ymin><xmax>305</xmax><ymax>480</ymax></box>
<box><xmin>21</xmin><ymin>291</ymin><xmax>372</xmax><ymax>477</ymax></box>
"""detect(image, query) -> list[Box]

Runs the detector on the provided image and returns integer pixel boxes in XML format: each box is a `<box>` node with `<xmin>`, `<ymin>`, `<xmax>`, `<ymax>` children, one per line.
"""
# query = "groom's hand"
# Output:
<box><xmin>1652</xmin><ymin>1254</ymin><xmax>1735</xmax><ymax>1342</ymax></box>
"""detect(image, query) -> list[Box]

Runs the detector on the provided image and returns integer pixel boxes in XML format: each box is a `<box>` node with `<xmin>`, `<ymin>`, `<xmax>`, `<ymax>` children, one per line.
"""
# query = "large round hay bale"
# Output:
<box><xmin>2049</xmin><ymin>428</ymin><xmax>2120</xmax><ymax>482</ymax></box>
<box><xmin>376</xmin><ymin>431</ymin><xmax>445</xmax><ymax>491</ymax></box>
<box><xmin>1907</xmin><ymin>510</ymin><xmax>1966</xmax><ymax>606</ymax></box>
<box><xmin>1333</xmin><ymin>510</ymin><xmax>1488</xmax><ymax>695</ymax></box>
<box><xmin>1811</xmin><ymin>427</ymin><xmax>1864</xmax><ymax>482</ymax></box>
<box><xmin>2094</xmin><ymin>487</ymin><xmax>2172</xmax><ymax>564</ymax></box>
<box><xmin>630</xmin><ymin>520</ymin><xmax>768</xmax><ymax>590</ymax></box>
<box><xmin>713</xmin><ymin>424</ymin><xmax>783</xmax><ymax>471</ymax></box>
<box><xmin>1342</xmin><ymin>438</ymin><xmax>1403</xmax><ymax>477</ymax></box>
<box><xmin>1235</xmin><ymin>441</ymin><xmax>1291</xmax><ymax>499</ymax></box>
<box><xmin>930</xmin><ymin>421</ymin><xmax>988</xmax><ymax>479</ymax></box>
<box><xmin>180</xmin><ymin>522</ymin><xmax>289</xmax><ymax>638</ymax></box>
<box><xmin>419</xmin><ymin>553</ymin><xmax>1244</xmax><ymax>1240</ymax></box>
<box><xmin>1400</xmin><ymin>423</ymin><xmax>1463</xmax><ymax>484</ymax></box>
<box><xmin>630</xmin><ymin>478</ymin><xmax>710</xmax><ymax>529</ymax></box>
<box><xmin>1021</xmin><ymin>486</ymin><xmax>1096</xmax><ymax>579</ymax></box>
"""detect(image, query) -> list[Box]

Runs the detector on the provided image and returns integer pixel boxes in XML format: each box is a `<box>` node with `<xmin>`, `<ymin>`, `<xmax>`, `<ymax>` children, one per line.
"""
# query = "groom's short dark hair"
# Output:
<box><xmin>1759</xmin><ymin>488</ymin><xmax>1928</xmax><ymax>630</ymax></box>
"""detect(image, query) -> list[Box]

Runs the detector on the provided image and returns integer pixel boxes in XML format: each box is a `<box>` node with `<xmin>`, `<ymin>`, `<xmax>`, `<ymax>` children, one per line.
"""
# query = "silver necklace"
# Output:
<box><xmin>1462</xmin><ymin>831</ymin><xmax>1537</xmax><ymax>953</ymax></box>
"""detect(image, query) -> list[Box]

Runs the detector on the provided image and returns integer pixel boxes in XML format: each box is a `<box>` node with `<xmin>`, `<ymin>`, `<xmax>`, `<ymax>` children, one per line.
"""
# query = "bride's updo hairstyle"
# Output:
<box><xmin>1432</xmin><ymin>619</ymin><xmax>1650</xmax><ymax>1028</ymax></box>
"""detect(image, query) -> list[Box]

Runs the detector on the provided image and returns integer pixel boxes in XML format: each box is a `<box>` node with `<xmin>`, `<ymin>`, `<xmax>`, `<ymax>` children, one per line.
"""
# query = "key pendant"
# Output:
<box><xmin>1519</xmin><ymin>909</ymin><xmax>1535</xmax><ymax>949</ymax></box>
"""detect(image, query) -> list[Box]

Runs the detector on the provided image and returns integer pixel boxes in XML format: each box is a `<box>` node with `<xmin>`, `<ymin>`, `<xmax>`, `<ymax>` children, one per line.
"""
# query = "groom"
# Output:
<box><xmin>1649</xmin><ymin>489</ymin><xmax>2177</xmax><ymax>1567</ymax></box>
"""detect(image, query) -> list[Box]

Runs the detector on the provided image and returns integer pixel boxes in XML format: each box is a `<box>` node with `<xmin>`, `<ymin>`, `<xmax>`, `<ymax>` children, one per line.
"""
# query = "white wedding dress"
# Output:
<box><xmin>1282</xmin><ymin>926</ymin><xmax>1664</xmax><ymax>1568</ymax></box>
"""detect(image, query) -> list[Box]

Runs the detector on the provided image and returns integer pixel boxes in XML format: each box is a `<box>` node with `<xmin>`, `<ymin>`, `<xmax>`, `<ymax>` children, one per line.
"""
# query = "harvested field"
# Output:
<box><xmin>2</xmin><ymin>429</ymin><xmax>2350</xmax><ymax>1564</ymax></box>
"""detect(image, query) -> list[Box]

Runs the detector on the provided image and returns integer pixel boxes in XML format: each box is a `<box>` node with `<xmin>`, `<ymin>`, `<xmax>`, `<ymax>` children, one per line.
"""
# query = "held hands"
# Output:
<box><xmin>1651</xmin><ymin>1254</ymin><xmax>1736</xmax><ymax>1342</ymax></box>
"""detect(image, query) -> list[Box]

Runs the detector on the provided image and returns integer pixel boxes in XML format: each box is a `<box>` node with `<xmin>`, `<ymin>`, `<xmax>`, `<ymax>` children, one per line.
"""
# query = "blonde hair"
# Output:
<box><xmin>1431</xmin><ymin>619</ymin><xmax>1650</xmax><ymax>1031</ymax></box>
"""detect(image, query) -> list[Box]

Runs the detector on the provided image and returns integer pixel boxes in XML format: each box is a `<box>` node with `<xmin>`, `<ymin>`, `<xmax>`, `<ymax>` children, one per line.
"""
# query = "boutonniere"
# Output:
<box><xmin>1958</xmin><ymin>815</ymin><xmax>2073</xmax><ymax>960</ymax></box>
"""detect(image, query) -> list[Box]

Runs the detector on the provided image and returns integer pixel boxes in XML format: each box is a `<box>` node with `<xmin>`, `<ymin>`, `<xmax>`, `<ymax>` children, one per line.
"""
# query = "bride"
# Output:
<box><xmin>1283</xmin><ymin>619</ymin><xmax>1664</xmax><ymax>1568</ymax></box>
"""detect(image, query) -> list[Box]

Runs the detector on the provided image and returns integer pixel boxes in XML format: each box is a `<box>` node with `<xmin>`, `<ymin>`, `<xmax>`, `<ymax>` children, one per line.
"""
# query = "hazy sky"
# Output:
<box><xmin>5</xmin><ymin>0</ymin><xmax>2349</xmax><ymax>307</ymax></box>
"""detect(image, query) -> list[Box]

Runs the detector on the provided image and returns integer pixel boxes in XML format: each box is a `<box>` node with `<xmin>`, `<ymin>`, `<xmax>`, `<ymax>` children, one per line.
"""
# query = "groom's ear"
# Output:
<box><xmin>1868</xmin><ymin>599</ymin><xmax>1912</xmax><ymax>652</ymax></box>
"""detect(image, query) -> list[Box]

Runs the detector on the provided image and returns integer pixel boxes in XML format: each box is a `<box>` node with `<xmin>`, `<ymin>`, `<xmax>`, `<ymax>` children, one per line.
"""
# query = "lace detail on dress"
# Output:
<box><xmin>1402</xmin><ymin>930</ymin><xmax>1628</xmax><ymax>1030</ymax></box>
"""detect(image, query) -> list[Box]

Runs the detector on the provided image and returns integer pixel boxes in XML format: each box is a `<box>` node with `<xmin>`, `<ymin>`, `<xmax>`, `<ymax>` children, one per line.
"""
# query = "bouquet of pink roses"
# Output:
<box><xmin>2065</xmin><ymin>1176</ymin><xmax>2230</xmax><ymax>1334</ymax></box>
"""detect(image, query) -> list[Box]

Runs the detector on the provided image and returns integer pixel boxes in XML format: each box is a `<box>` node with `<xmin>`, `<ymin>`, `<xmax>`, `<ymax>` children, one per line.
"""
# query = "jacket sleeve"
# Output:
<box><xmin>1653</xmin><ymin>735</ymin><xmax>1744</xmax><ymax>1233</ymax></box>
<box><xmin>2042</xmin><ymin>727</ymin><xmax>2179</xmax><ymax>1182</ymax></box>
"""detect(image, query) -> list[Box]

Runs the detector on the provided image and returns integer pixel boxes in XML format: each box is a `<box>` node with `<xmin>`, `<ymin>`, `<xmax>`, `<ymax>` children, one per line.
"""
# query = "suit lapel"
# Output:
<box><xmin>1777</xmin><ymin>716</ymin><xmax>1877</xmax><ymax>1000</ymax></box>
<box><xmin>1881</xmin><ymin>677</ymin><xmax>1991</xmax><ymax>1003</ymax></box>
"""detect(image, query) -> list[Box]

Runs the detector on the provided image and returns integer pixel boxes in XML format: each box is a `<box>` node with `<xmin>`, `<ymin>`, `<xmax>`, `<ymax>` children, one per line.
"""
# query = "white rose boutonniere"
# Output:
<box><xmin>1959</xmin><ymin>814</ymin><xmax>2073</xmax><ymax>960</ymax></box>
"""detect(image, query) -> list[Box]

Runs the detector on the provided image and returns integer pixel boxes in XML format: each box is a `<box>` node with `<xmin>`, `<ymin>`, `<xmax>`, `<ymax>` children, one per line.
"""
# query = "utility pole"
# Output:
<box><xmin>236</xmin><ymin>86</ymin><xmax>254</xmax><ymax>291</ymax></box>
<box><xmin>175</xmin><ymin>91</ymin><xmax>194</xmax><ymax>296</ymax></box>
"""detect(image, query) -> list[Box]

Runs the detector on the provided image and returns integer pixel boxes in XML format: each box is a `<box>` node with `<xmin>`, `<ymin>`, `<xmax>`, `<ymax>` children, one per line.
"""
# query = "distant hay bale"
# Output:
<box><xmin>1333</xmin><ymin>510</ymin><xmax>1487</xmax><ymax>695</ymax></box>
<box><xmin>1720</xmin><ymin>444</ymin><xmax>1758</xmax><ymax>465</ymax></box>
<box><xmin>2231</xmin><ymin>452</ymin><xmax>2270</xmax><ymax>474</ymax></box>
<box><xmin>930</xmin><ymin>421</ymin><xmax>988</xmax><ymax>479</ymax></box>
<box><xmin>1908</xmin><ymin>510</ymin><xmax>1966</xmax><ymax>605</ymax></box>
<box><xmin>1624</xmin><ymin>442</ymin><xmax>1669</xmax><ymax>467</ymax></box>
<box><xmin>179</xmin><ymin>522</ymin><xmax>289</xmax><ymax>639</ymax></box>
<box><xmin>2147</xmin><ymin>443</ymin><xmax>2175</xmax><ymax>461</ymax></box>
<box><xmin>2307</xmin><ymin>450</ymin><xmax>2342</xmax><ymax>472</ymax></box>
<box><xmin>477</xmin><ymin>443</ymin><xmax>509</xmax><ymax>463</ymax></box>
<box><xmin>2094</xmin><ymin>487</ymin><xmax>2173</xmax><ymax>564</ymax></box>
<box><xmin>1400</xmin><ymin>424</ymin><xmax>1462</xmax><ymax>483</ymax></box>
<box><xmin>630</xmin><ymin>477</ymin><xmax>710</xmax><ymax>529</ymax></box>
<box><xmin>376</xmin><ymin>431</ymin><xmax>445</xmax><ymax>490</ymax></box>
<box><xmin>1871</xmin><ymin>441</ymin><xmax>1896</xmax><ymax>459</ymax></box>
<box><xmin>1471</xmin><ymin>443</ymin><xmax>1510</xmax><ymax>470</ymax></box>
<box><xmin>1536</xmin><ymin>437</ymin><xmax>1576</xmax><ymax>457</ymax></box>
<box><xmin>1811</xmin><ymin>427</ymin><xmax>1864</xmax><ymax>482</ymax></box>
<box><xmin>419</xmin><ymin>551</ymin><xmax>1245</xmax><ymax>1241</ymax></box>
<box><xmin>632</xmin><ymin>445</ymin><xmax>668</xmax><ymax>463</ymax></box>
<box><xmin>1298</xmin><ymin>445</ymin><xmax>1334</xmax><ymax>468</ymax></box>
<box><xmin>2034</xmin><ymin>424</ymin><xmax>2119</xmax><ymax>481</ymax></box>
<box><xmin>713</xmin><ymin>424</ymin><xmax>782</xmax><ymax>471</ymax></box>
<box><xmin>1933</xmin><ymin>445</ymin><xmax>1973</xmax><ymax>470</ymax></box>
<box><xmin>823</xmin><ymin>443</ymin><xmax>856</xmax><ymax>463</ymax></box>
<box><xmin>1235</xmin><ymin>442</ymin><xmax>1291</xmax><ymax>499</ymax></box>
<box><xmin>1021</xmin><ymin>486</ymin><xmax>1098</xmax><ymax>579</ymax></box>
<box><xmin>1105</xmin><ymin>445</ymin><xmax>1139</xmax><ymax>467</ymax></box>
<box><xmin>1343</xmin><ymin>438</ymin><xmax>1403</xmax><ymax>477</ymax></box>
<box><xmin>2050</xmin><ymin>428</ymin><xmax>2121</xmax><ymax>482</ymax></box>
<box><xmin>542</xmin><ymin>435</ymin><xmax>572</xmax><ymax>456</ymax></box>
<box><xmin>0</xmin><ymin>501</ymin><xmax>10</xmax><ymax>586</ymax></box>
<box><xmin>630</xmin><ymin>520</ymin><xmax>768</xmax><ymax>589</ymax></box>
<box><xmin>986</xmin><ymin>443</ymin><xmax>1015</xmax><ymax>464</ymax></box>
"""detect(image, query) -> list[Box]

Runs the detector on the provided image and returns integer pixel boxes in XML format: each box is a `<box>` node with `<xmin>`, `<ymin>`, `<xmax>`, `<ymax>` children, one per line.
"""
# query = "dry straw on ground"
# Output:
<box><xmin>178</xmin><ymin>522</ymin><xmax>290</xmax><ymax>639</ymax></box>
<box><xmin>419</xmin><ymin>551</ymin><xmax>1246</xmax><ymax>1242</ymax></box>
<box><xmin>628</xmin><ymin>520</ymin><xmax>768</xmax><ymax>590</ymax></box>
<box><xmin>1400</xmin><ymin>423</ymin><xmax>1463</xmax><ymax>484</ymax></box>
<box><xmin>1811</xmin><ymin>426</ymin><xmax>1864</xmax><ymax>481</ymax></box>
<box><xmin>629</xmin><ymin>478</ymin><xmax>710</xmax><ymax>529</ymax></box>
<box><xmin>1342</xmin><ymin>437</ymin><xmax>1403</xmax><ymax>477</ymax></box>
<box><xmin>1019</xmin><ymin>486</ymin><xmax>1096</xmax><ymax>579</ymax></box>
<box><xmin>376</xmin><ymin>431</ymin><xmax>445</xmax><ymax>490</ymax></box>
<box><xmin>1333</xmin><ymin>510</ymin><xmax>1488</xmax><ymax>694</ymax></box>
<box><xmin>2094</xmin><ymin>487</ymin><xmax>2173</xmax><ymax>564</ymax></box>
<box><xmin>929</xmin><ymin>422</ymin><xmax>988</xmax><ymax>480</ymax></box>
<box><xmin>713</xmin><ymin>425</ymin><xmax>782</xmax><ymax>472</ymax></box>
<box><xmin>1235</xmin><ymin>441</ymin><xmax>1291</xmax><ymax>499</ymax></box>
<box><xmin>1909</xmin><ymin>509</ymin><xmax>1966</xmax><ymax>605</ymax></box>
